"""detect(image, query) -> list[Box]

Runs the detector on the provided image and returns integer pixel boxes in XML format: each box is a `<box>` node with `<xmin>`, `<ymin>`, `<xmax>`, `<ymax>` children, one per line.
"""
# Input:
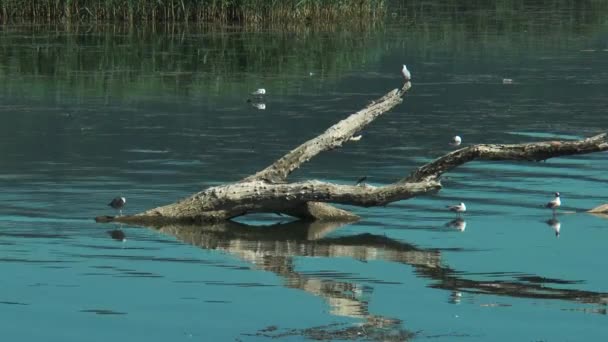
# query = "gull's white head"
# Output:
<box><xmin>120</xmin><ymin>197</ymin><xmax>126</xmax><ymax>204</ymax></box>
<box><xmin>460</xmin><ymin>202</ymin><xmax>466</xmax><ymax>211</ymax></box>
<box><xmin>252</xmin><ymin>88</ymin><xmax>266</xmax><ymax>95</ymax></box>
<box><xmin>554</xmin><ymin>192</ymin><xmax>560</xmax><ymax>197</ymax></box>
<box><xmin>453</xmin><ymin>136</ymin><xmax>462</xmax><ymax>144</ymax></box>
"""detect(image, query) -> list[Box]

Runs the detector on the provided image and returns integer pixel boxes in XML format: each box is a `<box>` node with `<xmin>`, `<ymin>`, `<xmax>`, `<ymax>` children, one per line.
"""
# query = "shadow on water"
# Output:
<box><xmin>144</xmin><ymin>219</ymin><xmax>608</xmax><ymax>338</ymax></box>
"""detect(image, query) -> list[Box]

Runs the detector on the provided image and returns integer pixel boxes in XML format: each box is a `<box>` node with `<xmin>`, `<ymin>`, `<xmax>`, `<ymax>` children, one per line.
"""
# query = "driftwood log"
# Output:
<box><xmin>96</xmin><ymin>81</ymin><xmax>608</xmax><ymax>226</ymax></box>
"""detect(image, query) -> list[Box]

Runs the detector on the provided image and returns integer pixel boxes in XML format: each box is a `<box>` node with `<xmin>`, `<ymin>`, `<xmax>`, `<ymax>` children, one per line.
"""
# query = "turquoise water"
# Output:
<box><xmin>1</xmin><ymin>4</ymin><xmax>608</xmax><ymax>341</ymax></box>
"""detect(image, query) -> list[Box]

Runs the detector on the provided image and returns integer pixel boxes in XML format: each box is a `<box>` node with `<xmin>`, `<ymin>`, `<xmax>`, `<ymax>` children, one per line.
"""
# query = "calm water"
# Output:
<box><xmin>1</xmin><ymin>3</ymin><xmax>608</xmax><ymax>341</ymax></box>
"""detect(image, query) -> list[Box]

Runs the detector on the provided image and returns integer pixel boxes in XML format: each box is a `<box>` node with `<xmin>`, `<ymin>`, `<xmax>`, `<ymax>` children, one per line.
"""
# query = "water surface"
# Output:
<box><xmin>1</xmin><ymin>3</ymin><xmax>608</xmax><ymax>341</ymax></box>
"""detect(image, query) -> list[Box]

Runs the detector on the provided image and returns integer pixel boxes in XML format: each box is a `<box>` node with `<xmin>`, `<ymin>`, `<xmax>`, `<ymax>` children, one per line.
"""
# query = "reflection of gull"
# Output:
<box><xmin>449</xmin><ymin>291</ymin><xmax>462</xmax><ymax>304</ymax></box>
<box><xmin>250</xmin><ymin>102</ymin><xmax>266</xmax><ymax>110</ymax></box>
<box><xmin>545</xmin><ymin>192</ymin><xmax>561</xmax><ymax>215</ymax></box>
<box><xmin>450</xmin><ymin>135</ymin><xmax>462</xmax><ymax>146</ymax></box>
<box><xmin>446</xmin><ymin>218</ymin><xmax>466</xmax><ymax>232</ymax></box>
<box><xmin>545</xmin><ymin>218</ymin><xmax>561</xmax><ymax>237</ymax></box>
<box><xmin>107</xmin><ymin>229</ymin><xmax>127</xmax><ymax>242</ymax></box>
<box><xmin>401</xmin><ymin>64</ymin><xmax>411</xmax><ymax>81</ymax></box>
<box><xmin>447</xmin><ymin>202</ymin><xmax>466</xmax><ymax>217</ymax></box>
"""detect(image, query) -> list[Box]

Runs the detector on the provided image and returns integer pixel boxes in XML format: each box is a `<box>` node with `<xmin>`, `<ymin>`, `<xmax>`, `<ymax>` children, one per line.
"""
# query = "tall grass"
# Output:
<box><xmin>1</xmin><ymin>0</ymin><xmax>386</xmax><ymax>23</ymax></box>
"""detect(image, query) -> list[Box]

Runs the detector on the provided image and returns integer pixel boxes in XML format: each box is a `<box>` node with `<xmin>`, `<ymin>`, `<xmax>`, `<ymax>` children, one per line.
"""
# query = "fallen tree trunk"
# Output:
<box><xmin>96</xmin><ymin>80</ymin><xmax>608</xmax><ymax>226</ymax></box>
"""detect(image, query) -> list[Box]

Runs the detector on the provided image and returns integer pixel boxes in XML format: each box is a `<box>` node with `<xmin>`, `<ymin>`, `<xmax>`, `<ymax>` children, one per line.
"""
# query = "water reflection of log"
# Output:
<box><xmin>153</xmin><ymin>220</ymin><xmax>608</xmax><ymax>320</ymax></box>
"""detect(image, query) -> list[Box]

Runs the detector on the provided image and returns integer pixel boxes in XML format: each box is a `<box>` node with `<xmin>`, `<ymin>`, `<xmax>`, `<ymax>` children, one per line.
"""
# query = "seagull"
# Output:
<box><xmin>401</xmin><ymin>65</ymin><xmax>411</xmax><ymax>82</ymax></box>
<box><xmin>545</xmin><ymin>192</ymin><xmax>561</xmax><ymax>215</ymax></box>
<box><xmin>450</xmin><ymin>135</ymin><xmax>462</xmax><ymax>146</ymax></box>
<box><xmin>251</xmin><ymin>88</ymin><xmax>266</xmax><ymax>96</ymax></box>
<box><xmin>355</xmin><ymin>176</ymin><xmax>368</xmax><ymax>186</ymax></box>
<box><xmin>447</xmin><ymin>202</ymin><xmax>466</xmax><ymax>217</ymax></box>
<box><xmin>108</xmin><ymin>196</ymin><xmax>126</xmax><ymax>216</ymax></box>
<box><xmin>545</xmin><ymin>218</ymin><xmax>561</xmax><ymax>237</ymax></box>
<box><xmin>502</xmin><ymin>78</ymin><xmax>513</xmax><ymax>84</ymax></box>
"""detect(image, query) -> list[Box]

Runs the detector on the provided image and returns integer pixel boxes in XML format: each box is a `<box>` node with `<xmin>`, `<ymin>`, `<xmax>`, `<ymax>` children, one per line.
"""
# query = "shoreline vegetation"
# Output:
<box><xmin>2</xmin><ymin>0</ymin><xmax>607</xmax><ymax>24</ymax></box>
<box><xmin>0</xmin><ymin>0</ymin><xmax>386</xmax><ymax>23</ymax></box>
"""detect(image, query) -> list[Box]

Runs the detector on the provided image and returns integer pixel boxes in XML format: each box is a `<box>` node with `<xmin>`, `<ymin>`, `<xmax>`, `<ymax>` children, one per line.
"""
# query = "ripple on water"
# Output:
<box><xmin>80</xmin><ymin>309</ymin><xmax>127</xmax><ymax>315</ymax></box>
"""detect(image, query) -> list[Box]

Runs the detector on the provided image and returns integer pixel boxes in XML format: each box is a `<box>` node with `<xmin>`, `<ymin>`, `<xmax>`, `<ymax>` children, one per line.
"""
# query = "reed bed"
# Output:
<box><xmin>1</xmin><ymin>0</ymin><xmax>386</xmax><ymax>23</ymax></box>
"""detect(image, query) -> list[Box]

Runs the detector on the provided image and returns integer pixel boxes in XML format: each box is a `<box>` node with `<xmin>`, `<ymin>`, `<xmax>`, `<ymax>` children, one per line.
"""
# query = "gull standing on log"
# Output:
<box><xmin>447</xmin><ymin>202</ymin><xmax>466</xmax><ymax>217</ymax></box>
<box><xmin>545</xmin><ymin>192</ymin><xmax>561</xmax><ymax>215</ymax></box>
<box><xmin>108</xmin><ymin>196</ymin><xmax>126</xmax><ymax>216</ymax></box>
<box><xmin>401</xmin><ymin>65</ymin><xmax>411</xmax><ymax>82</ymax></box>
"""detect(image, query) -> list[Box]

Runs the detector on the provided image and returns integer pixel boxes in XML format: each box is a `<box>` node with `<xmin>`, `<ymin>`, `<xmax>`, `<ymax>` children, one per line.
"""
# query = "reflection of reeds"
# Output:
<box><xmin>1</xmin><ymin>0</ymin><xmax>386</xmax><ymax>23</ymax></box>
<box><xmin>2</xmin><ymin>1</ymin><xmax>607</xmax><ymax>102</ymax></box>
<box><xmin>0</xmin><ymin>23</ymin><xmax>386</xmax><ymax>101</ymax></box>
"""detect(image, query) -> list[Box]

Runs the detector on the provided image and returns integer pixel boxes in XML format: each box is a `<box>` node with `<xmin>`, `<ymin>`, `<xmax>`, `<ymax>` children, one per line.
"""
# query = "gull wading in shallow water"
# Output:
<box><xmin>401</xmin><ymin>64</ymin><xmax>411</xmax><ymax>82</ymax></box>
<box><xmin>108</xmin><ymin>196</ymin><xmax>126</xmax><ymax>216</ymax></box>
<box><xmin>447</xmin><ymin>202</ymin><xmax>466</xmax><ymax>217</ymax></box>
<box><xmin>450</xmin><ymin>135</ymin><xmax>462</xmax><ymax>146</ymax></box>
<box><xmin>545</xmin><ymin>192</ymin><xmax>561</xmax><ymax>215</ymax></box>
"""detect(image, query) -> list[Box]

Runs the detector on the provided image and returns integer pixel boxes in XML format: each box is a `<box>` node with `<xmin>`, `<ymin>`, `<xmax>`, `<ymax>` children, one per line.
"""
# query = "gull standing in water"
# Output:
<box><xmin>447</xmin><ymin>202</ymin><xmax>466</xmax><ymax>217</ymax></box>
<box><xmin>450</xmin><ymin>135</ymin><xmax>462</xmax><ymax>146</ymax></box>
<box><xmin>251</xmin><ymin>88</ymin><xmax>266</xmax><ymax>96</ymax></box>
<box><xmin>545</xmin><ymin>192</ymin><xmax>561</xmax><ymax>215</ymax></box>
<box><xmin>401</xmin><ymin>65</ymin><xmax>411</xmax><ymax>82</ymax></box>
<box><xmin>108</xmin><ymin>196</ymin><xmax>126</xmax><ymax>216</ymax></box>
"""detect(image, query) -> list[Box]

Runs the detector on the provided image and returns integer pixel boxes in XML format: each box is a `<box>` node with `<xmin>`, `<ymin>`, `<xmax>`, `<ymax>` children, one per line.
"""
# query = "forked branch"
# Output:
<box><xmin>95</xmin><ymin>79</ymin><xmax>608</xmax><ymax>226</ymax></box>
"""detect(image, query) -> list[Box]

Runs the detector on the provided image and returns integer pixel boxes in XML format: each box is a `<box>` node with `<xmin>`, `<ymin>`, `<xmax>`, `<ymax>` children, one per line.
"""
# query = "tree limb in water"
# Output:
<box><xmin>403</xmin><ymin>133</ymin><xmax>608</xmax><ymax>183</ymax></box>
<box><xmin>95</xmin><ymin>79</ymin><xmax>608</xmax><ymax>225</ymax></box>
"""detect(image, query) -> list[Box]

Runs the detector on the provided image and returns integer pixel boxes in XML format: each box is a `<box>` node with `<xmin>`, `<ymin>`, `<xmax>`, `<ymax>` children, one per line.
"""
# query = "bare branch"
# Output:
<box><xmin>94</xmin><ymin>76</ymin><xmax>608</xmax><ymax>227</ymax></box>
<box><xmin>98</xmin><ymin>178</ymin><xmax>439</xmax><ymax>225</ymax></box>
<box><xmin>245</xmin><ymin>82</ymin><xmax>411</xmax><ymax>183</ymax></box>
<box><xmin>404</xmin><ymin>133</ymin><xmax>608</xmax><ymax>182</ymax></box>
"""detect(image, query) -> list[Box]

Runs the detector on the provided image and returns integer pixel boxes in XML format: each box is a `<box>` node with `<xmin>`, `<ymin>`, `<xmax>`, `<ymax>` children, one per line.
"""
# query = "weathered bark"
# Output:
<box><xmin>404</xmin><ymin>133</ymin><xmax>608</xmax><ymax>182</ymax></box>
<box><xmin>95</xmin><ymin>79</ymin><xmax>608</xmax><ymax>226</ymax></box>
<box><xmin>244</xmin><ymin>83</ymin><xmax>411</xmax><ymax>183</ymax></box>
<box><xmin>588</xmin><ymin>203</ymin><xmax>608</xmax><ymax>219</ymax></box>
<box><xmin>588</xmin><ymin>203</ymin><xmax>608</xmax><ymax>214</ymax></box>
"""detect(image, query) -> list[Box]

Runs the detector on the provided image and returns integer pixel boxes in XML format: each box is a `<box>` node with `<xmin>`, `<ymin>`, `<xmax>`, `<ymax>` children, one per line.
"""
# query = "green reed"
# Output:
<box><xmin>1</xmin><ymin>0</ymin><xmax>386</xmax><ymax>23</ymax></box>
